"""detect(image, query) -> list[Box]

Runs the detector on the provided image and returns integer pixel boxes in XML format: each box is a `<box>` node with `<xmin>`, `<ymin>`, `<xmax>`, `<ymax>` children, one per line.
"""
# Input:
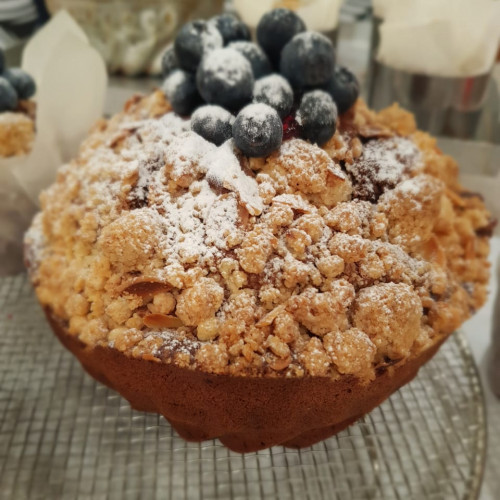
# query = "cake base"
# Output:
<box><xmin>45</xmin><ymin>308</ymin><xmax>447</xmax><ymax>453</ymax></box>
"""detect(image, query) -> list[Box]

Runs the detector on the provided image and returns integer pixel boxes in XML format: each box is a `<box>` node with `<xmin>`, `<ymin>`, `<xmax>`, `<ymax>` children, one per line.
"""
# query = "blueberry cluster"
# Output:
<box><xmin>161</xmin><ymin>9</ymin><xmax>359</xmax><ymax>157</ymax></box>
<box><xmin>0</xmin><ymin>49</ymin><xmax>36</xmax><ymax>113</ymax></box>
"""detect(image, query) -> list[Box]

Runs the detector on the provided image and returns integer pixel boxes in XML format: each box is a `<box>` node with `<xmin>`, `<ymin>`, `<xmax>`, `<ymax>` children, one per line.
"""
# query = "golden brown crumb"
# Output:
<box><xmin>25</xmin><ymin>91</ymin><xmax>492</xmax><ymax>382</ymax></box>
<box><xmin>0</xmin><ymin>111</ymin><xmax>35</xmax><ymax>157</ymax></box>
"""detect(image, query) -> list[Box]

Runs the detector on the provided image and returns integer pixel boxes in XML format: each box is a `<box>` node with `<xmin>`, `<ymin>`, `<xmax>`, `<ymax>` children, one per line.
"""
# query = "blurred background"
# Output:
<box><xmin>1</xmin><ymin>0</ymin><xmax>499</xmax><ymax>143</ymax></box>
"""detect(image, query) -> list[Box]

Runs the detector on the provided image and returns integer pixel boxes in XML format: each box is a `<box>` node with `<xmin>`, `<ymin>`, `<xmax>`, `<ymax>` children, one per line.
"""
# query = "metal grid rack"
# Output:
<box><xmin>0</xmin><ymin>274</ymin><xmax>486</xmax><ymax>499</ymax></box>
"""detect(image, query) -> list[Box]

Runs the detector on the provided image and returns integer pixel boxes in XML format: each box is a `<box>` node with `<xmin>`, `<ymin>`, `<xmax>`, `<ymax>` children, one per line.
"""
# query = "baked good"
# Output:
<box><xmin>25</xmin><ymin>10</ymin><xmax>493</xmax><ymax>453</ymax></box>
<box><xmin>0</xmin><ymin>101</ymin><xmax>36</xmax><ymax>157</ymax></box>
<box><xmin>0</xmin><ymin>50</ymin><xmax>37</xmax><ymax>157</ymax></box>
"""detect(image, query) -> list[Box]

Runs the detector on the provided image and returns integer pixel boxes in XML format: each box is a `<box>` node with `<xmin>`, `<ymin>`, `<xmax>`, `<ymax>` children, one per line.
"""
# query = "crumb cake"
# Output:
<box><xmin>0</xmin><ymin>101</ymin><xmax>36</xmax><ymax>157</ymax></box>
<box><xmin>25</xmin><ymin>91</ymin><xmax>493</xmax><ymax>451</ymax></box>
<box><xmin>25</xmin><ymin>10</ymin><xmax>493</xmax><ymax>452</ymax></box>
<box><xmin>0</xmin><ymin>51</ymin><xmax>37</xmax><ymax>157</ymax></box>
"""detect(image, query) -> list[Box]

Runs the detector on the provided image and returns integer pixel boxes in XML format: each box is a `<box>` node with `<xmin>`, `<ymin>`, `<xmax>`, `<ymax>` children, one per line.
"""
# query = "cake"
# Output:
<box><xmin>25</xmin><ymin>9</ymin><xmax>493</xmax><ymax>453</ymax></box>
<box><xmin>0</xmin><ymin>50</ymin><xmax>37</xmax><ymax>158</ymax></box>
<box><xmin>0</xmin><ymin>100</ymin><xmax>36</xmax><ymax>157</ymax></box>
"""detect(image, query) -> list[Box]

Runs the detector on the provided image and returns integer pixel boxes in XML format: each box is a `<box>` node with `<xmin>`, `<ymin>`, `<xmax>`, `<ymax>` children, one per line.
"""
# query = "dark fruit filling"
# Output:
<box><xmin>282</xmin><ymin>113</ymin><xmax>302</xmax><ymax>141</ymax></box>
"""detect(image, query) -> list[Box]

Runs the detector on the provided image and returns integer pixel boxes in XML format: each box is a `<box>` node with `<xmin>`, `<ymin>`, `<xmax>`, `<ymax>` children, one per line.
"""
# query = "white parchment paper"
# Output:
<box><xmin>0</xmin><ymin>10</ymin><xmax>107</xmax><ymax>274</ymax></box>
<box><xmin>375</xmin><ymin>0</ymin><xmax>500</xmax><ymax>77</ymax></box>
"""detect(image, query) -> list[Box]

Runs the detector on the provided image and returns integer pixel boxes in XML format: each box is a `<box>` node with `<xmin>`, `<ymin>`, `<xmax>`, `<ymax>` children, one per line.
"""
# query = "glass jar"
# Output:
<box><xmin>45</xmin><ymin>0</ymin><xmax>224</xmax><ymax>75</ymax></box>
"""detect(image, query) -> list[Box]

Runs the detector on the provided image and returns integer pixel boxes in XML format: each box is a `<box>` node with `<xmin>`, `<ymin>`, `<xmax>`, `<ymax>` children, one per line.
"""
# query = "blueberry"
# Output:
<box><xmin>161</xmin><ymin>45</ymin><xmax>178</xmax><ymax>78</ymax></box>
<box><xmin>196</xmin><ymin>48</ymin><xmax>254</xmax><ymax>111</ymax></box>
<box><xmin>296</xmin><ymin>90</ymin><xmax>337</xmax><ymax>145</ymax></box>
<box><xmin>174</xmin><ymin>20</ymin><xmax>223</xmax><ymax>72</ymax></box>
<box><xmin>280</xmin><ymin>32</ymin><xmax>335</xmax><ymax>88</ymax></box>
<box><xmin>191</xmin><ymin>105</ymin><xmax>234</xmax><ymax>146</ymax></box>
<box><xmin>0</xmin><ymin>49</ymin><xmax>5</xmax><ymax>74</ymax></box>
<box><xmin>0</xmin><ymin>77</ymin><xmax>17</xmax><ymax>112</ymax></box>
<box><xmin>3</xmin><ymin>68</ymin><xmax>36</xmax><ymax>100</ymax></box>
<box><xmin>211</xmin><ymin>14</ymin><xmax>250</xmax><ymax>44</ymax></box>
<box><xmin>162</xmin><ymin>69</ymin><xmax>202</xmax><ymax>116</ymax></box>
<box><xmin>227</xmin><ymin>41</ymin><xmax>272</xmax><ymax>79</ymax></box>
<box><xmin>256</xmin><ymin>8</ymin><xmax>306</xmax><ymax>67</ymax></box>
<box><xmin>322</xmin><ymin>66</ymin><xmax>360</xmax><ymax>114</ymax></box>
<box><xmin>233</xmin><ymin>103</ymin><xmax>282</xmax><ymax>157</ymax></box>
<box><xmin>253</xmin><ymin>74</ymin><xmax>293</xmax><ymax>119</ymax></box>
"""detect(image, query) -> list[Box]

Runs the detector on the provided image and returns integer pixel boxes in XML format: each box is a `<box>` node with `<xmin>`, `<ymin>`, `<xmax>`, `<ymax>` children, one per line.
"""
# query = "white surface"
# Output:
<box><xmin>462</xmin><ymin>236</ymin><xmax>500</xmax><ymax>500</ymax></box>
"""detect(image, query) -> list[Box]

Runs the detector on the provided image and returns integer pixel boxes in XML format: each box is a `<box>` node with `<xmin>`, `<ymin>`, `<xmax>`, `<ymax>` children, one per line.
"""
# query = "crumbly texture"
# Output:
<box><xmin>0</xmin><ymin>101</ymin><xmax>36</xmax><ymax>157</ymax></box>
<box><xmin>26</xmin><ymin>91</ymin><xmax>492</xmax><ymax>383</ymax></box>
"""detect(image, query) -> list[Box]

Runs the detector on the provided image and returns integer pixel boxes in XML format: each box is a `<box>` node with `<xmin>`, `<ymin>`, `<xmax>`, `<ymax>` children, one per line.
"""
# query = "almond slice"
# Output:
<box><xmin>358</xmin><ymin>124</ymin><xmax>393</xmax><ymax>139</ymax></box>
<box><xmin>144</xmin><ymin>314</ymin><xmax>184</xmax><ymax>329</ymax></box>
<box><xmin>446</xmin><ymin>188</ymin><xmax>466</xmax><ymax>208</ymax></box>
<box><xmin>120</xmin><ymin>279</ymin><xmax>172</xmax><ymax>297</ymax></box>
<box><xmin>266</xmin><ymin>352</ymin><xmax>291</xmax><ymax>371</ymax></box>
<box><xmin>256</xmin><ymin>305</ymin><xmax>286</xmax><ymax>327</ymax></box>
<box><xmin>421</xmin><ymin>235</ymin><xmax>446</xmax><ymax>268</ymax></box>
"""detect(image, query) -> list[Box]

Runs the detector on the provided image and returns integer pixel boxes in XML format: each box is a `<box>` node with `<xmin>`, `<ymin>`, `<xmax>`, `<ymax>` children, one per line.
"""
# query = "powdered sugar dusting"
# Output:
<box><xmin>204</xmin><ymin>139</ymin><xmax>263</xmax><ymax>215</ymax></box>
<box><xmin>346</xmin><ymin>137</ymin><xmax>421</xmax><ymax>202</ymax></box>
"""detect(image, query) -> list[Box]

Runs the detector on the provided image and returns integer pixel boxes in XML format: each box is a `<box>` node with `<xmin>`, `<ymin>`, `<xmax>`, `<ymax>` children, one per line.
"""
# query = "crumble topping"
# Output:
<box><xmin>0</xmin><ymin>106</ymin><xmax>35</xmax><ymax>157</ymax></box>
<box><xmin>26</xmin><ymin>91</ymin><xmax>492</xmax><ymax>382</ymax></box>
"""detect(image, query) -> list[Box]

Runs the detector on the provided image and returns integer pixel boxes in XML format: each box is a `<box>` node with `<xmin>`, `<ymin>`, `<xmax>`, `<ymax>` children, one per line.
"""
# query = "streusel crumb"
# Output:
<box><xmin>26</xmin><ymin>91</ymin><xmax>492</xmax><ymax>382</ymax></box>
<box><xmin>0</xmin><ymin>110</ymin><xmax>35</xmax><ymax>157</ymax></box>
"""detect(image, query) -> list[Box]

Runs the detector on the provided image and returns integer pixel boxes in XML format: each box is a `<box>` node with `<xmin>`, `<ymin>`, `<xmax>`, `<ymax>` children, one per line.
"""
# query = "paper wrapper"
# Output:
<box><xmin>233</xmin><ymin>0</ymin><xmax>343</xmax><ymax>31</ymax></box>
<box><xmin>0</xmin><ymin>11</ymin><xmax>107</xmax><ymax>275</ymax></box>
<box><xmin>375</xmin><ymin>0</ymin><xmax>500</xmax><ymax>77</ymax></box>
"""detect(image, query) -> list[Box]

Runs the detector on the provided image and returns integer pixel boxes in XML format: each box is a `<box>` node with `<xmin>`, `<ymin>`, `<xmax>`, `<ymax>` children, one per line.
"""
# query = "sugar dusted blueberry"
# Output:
<box><xmin>256</xmin><ymin>8</ymin><xmax>306</xmax><ymax>66</ymax></box>
<box><xmin>323</xmin><ymin>66</ymin><xmax>360</xmax><ymax>114</ymax></box>
<box><xmin>280</xmin><ymin>32</ymin><xmax>335</xmax><ymax>88</ymax></box>
<box><xmin>3</xmin><ymin>68</ymin><xmax>36</xmax><ymax>100</ymax></box>
<box><xmin>0</xmin><ymin>76</ymin><xmax>17</xmax><ymax>112</ymax></box>
<box><xmin>228</xmin><ymin>41</ymin><xmax>272</xmax><ymax>79</ymax></box>
<box><xmin>212</xmin><ymin>14</ymin><xmax>251</xmax><ymax>44</ymax></box>
<box><xmin>162</xmin><ymin>69</ymin><xmax>202</xmax><ymax>116</ymax></box>
<box><xmin>161</xmin><ymin>45</ymin><xmax>178</xmax><ymax>78</ymax></box>
<box><xmin>174</xmin><ymin>20</ymin><xmax>223</xmax><ymax>72</ymax></box>
<box><xmin>296</xmin><ymin>90</ymin><xmax>337</xmax><ymax>145</ymax></box>
<box><xmin>191</xmin><ymin>105</ymin><xmax>234</xmax><ymax>146</ymax></box>
<box><xmin>196</xmin><ymin>48</ymin><xmax>254</xmax><ymax>111</ymax></box>
<box><xmin>253</xmin><ymin>74</ymin><xmax>293</xmax><ymax>119</ymax></box>
<box><xmin>233</xmin><ymin>103</ymin><xmax>282</xmax><ymax>157</ymax></box>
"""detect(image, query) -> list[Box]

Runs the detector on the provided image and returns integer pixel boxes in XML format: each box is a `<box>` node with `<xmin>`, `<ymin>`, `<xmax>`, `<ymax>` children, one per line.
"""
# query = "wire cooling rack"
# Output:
<box><xmin>0</xmin><ymin>274</ymin><xmax>486</xmax><ymax>500</ymax></box>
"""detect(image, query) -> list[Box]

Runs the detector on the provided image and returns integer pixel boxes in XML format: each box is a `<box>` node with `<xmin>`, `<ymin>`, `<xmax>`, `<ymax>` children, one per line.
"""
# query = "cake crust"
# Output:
<box><xmin>46</xmin><ymin>306</ymin><xmax>447</xmax><ymax>452</ymax></box>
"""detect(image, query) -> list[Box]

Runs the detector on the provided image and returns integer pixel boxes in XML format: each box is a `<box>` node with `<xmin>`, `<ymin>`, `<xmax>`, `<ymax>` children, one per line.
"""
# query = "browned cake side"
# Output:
<box><xmin>46</xmin><ymin>306</ymin><xmax>446</xmax><ymax>452</ymax></box>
